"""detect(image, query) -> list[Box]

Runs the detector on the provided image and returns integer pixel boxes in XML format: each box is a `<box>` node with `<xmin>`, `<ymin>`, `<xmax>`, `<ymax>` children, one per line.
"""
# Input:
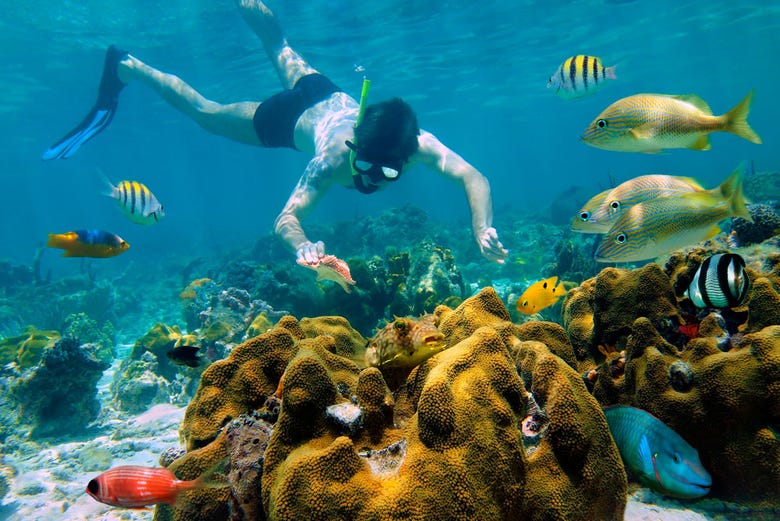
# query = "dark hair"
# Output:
<box><xmin>354</xmin><ymin>98</ymin><xmax>420</xmax><ymax>166</ymax></box>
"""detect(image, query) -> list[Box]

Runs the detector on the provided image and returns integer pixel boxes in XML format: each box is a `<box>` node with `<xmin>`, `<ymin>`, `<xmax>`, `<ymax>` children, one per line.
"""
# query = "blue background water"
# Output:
<box><xmin>1</xmin><ymin>0</ymin><xmax>778</xmax><ymax>275</ymax></box>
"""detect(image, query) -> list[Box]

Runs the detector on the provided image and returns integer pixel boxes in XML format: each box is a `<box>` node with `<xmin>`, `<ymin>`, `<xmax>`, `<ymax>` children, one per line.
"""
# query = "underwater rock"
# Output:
<box><xmin>0</xmin><ymin>326</ymin><xmax>60</xmax><ymax>369</ymax></box>
<box><xmin>112</xmin><ymin>351</ymin><xmax>172</xmax><ymax>414</ymax></box>
<box><xmin>11</xmin><ymin>337</ymin><xmax>110</xmax><ymax>438</ymax></box>
<box><xmin>668</xmin><ymin>360</ymin><xmax>694</xmax><ymax>392</ymax></box>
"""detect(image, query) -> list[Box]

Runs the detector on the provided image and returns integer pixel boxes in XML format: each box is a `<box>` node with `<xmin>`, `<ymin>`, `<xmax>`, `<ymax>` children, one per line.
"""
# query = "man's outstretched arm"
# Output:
<box><xmin>416</xmin><ymin>131</ymin><xmax>508</xmax><ymax>264</ymax></box>
<box><xmin>273</xmin><ymin>156</ymin><xmax>332</xmax><ymax>264</ymax></box>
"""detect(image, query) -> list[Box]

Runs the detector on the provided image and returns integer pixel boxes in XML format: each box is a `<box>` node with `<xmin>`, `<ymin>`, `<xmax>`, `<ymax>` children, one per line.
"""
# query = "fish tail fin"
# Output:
<box><xmin>187</xmin><ymin>458</ymin><xmax>230</xmax><ymax>492</ymax></box>
<box><xmin>719</xmin><ymin>162</ymin><xmax>753</xmax><ymax>223</ymax></box>
<box><xmin>605</xmin><ymin>65</ymin><xmax>617</xmax><ymax>80</ymax></box>
<box><xmin>97</xmin><ymin>166</ymin><xmax>116</xmax><ymax>197</ymax></box>
<box><xmin>723</xmin><ymin>91</ymin><xmax>762</xmax><ymax>144</ymax></box>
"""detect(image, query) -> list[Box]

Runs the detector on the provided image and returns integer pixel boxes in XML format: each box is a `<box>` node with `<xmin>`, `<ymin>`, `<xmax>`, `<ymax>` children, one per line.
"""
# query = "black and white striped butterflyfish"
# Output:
<box><xmin>547</xmin><ymin>55</ymin><xmax>616</xmax><ymax>99</ymax></box>
<box><xmin>686</xmin><ymin>253</ymin><xmax>751</xmax><ymax>308</ymax></box>
<box><xmin>107</xmin><ymin>180</ymin><xmax>165</xmax><ymax>225</ymax></box>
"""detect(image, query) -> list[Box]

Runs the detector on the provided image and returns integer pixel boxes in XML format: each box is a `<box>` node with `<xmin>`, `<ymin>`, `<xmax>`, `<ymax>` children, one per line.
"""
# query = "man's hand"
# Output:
<box><xmin>296</xmin><ymin>240</ymin><xmax>326</xmax><ymax>265</ymax></box>
<box><xmin>478</xmin><ymin>227</ymin><xmax>508</xmax><ymax>264</ymax></box>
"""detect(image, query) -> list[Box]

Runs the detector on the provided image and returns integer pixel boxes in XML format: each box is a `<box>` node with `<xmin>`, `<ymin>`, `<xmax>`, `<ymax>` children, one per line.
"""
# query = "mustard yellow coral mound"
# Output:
<box><xmin>181</xmin><ymin>326</ymin><xmax>298</xmax><ymax>450</ymax></box>
<box><xmin>512</xmin><ymin>339</ymin><xmax>627</xmax><ymax>519</ymax></box>
<box><xmin>259</xmin><ymin>288</ymin><xmax>626</xmax><ymax>520</ymax></box>
<box><xmin>170</xmin><ymin>288</ymin><xmax>629</xmax><ymax>520</ymax></box>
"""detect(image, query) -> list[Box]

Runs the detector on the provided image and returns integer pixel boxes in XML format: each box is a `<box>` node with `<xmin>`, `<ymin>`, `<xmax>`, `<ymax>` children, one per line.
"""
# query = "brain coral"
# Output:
<box><xmin>161</xmin><ymin>288</ymin><xmax>627</xmax><ymax>520</ymax></box>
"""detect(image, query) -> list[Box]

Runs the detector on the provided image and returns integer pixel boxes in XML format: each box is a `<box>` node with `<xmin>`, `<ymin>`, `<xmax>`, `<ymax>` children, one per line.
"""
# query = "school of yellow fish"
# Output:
<box><xmin>549</xmin><ymin>54</ymin><xmax>762</xmax><ymax>266</ymax></box>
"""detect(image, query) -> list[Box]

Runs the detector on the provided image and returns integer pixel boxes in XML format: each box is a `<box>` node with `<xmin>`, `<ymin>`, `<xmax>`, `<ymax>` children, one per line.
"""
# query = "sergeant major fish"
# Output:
<box><xmin>595</xmin><ymin>162</ymin><xmax>752</xmax><ymax>263</ymax></box>
<box><xmin>46</xmin><ymin>229</ymin><xmax>129</xmax><ymax>258</ymax></box>
<box><xmin>547</xmin><ymin>55</ymin><xmax>617</xmax><ymax>98</ymax></box>
<box><xmin>603</xmin><ymin>405</ymin><xmax>711</xmax><ymax>498</ymax></box>
<box><xmin>107</xmin><ymin>180</ymin><xmax>165</xmax><ymax>225</ymax></box>
<box><xmin>581</xmin><ymin>91</ymin><xmax>762</xmax><ymax>153</ymax></box>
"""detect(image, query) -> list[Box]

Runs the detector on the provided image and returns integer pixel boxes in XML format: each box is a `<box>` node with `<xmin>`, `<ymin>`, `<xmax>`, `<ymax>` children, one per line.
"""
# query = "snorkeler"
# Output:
<box><xmin>42</xmin><ymin>0</ymin><xmax>508</xmax><ymax>269</ymax></box>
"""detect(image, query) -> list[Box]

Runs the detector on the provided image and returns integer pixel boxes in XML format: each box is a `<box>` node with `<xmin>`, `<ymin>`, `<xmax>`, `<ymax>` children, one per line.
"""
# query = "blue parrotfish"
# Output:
<box><xmin>603</xmin><ymin>405</ymin><xmax>712</xmax><ymax>498</ymax></box>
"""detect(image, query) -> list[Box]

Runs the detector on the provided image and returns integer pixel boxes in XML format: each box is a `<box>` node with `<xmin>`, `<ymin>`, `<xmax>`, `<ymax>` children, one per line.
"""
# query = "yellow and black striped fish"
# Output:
<box><xmin>547</xmin><ymin>55</ymin><xmax>616</xmax><ymax>99</ymax></box>
<box><xmin>107</xmin><ymin>180</ymin><xmax>165</xmax><ymax>225</ymax></box>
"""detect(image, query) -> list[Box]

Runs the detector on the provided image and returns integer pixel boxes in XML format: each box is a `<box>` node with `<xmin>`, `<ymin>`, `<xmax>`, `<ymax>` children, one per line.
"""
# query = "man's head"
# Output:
<box><xmin>353</xmin><ymin>97</ymin><xmax>420</xmax><ymax>170</ymax></box>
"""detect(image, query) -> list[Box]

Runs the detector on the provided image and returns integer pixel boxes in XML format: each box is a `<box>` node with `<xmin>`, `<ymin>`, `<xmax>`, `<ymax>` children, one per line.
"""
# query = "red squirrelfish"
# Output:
<box><xmin>46</xmin><ymin>229</ymin><xmax>129</xmax><ymax>258</ymax></box>
<box><xmin>86</xmin><ymin>465</ymin><xmax>206</xmax><ymax>508</ymax></box>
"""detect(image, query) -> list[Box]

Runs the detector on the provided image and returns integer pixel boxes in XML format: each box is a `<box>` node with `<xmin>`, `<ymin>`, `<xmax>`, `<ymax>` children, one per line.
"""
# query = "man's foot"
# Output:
<box><xmin>42</xmin><ymin>45</ymin><xmax>128</xmax><ymax>160</ymax></box>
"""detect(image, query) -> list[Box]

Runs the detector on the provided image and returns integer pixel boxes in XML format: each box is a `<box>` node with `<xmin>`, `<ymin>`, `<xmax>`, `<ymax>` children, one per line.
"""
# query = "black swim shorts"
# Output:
<box><xmin>253</xmin><ymin>74</ymin><xmax>341</xmax><ymax>149</ymax></box>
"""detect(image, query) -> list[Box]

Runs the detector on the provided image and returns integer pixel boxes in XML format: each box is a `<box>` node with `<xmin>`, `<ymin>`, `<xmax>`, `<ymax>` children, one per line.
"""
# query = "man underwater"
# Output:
<box><xmin>43</xmin><ymin>0</ymin><xmax>508</xmax><ymax>269</ymax></box>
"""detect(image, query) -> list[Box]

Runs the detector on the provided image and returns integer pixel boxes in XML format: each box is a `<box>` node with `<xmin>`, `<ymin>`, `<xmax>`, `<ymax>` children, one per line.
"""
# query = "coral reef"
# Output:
<box><xmin>563</xmin><ymin>250</ymin><xmax>780</xmax><ymax>503</ymax></box>
<box><xmin>732</xmin><ymin>203</ymin><xmax>780</xmax><ymax>246</ymax></box>
<box><xmin>160</xmin><ymin>288</ymin><xmax>626</xmax><ymax>520</ymax></box>
<box><xmin>0</xmin><ymin>326</ymin><xmax>60</xmax><ymax>369</ymax></box>
<box><xmin>11</xmin><ymin>337</ymin><xmax>110</xmax><ymax>438</ymax></box>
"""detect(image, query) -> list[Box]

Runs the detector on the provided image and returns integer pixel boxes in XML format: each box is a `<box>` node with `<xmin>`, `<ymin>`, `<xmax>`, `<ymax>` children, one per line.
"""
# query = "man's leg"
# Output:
<box><xmin>236</xmin><ymin>0</ymin><xmax>318</xmax><ymax>89</ymax></box>
<box><xmin>117</xmin><ymin>56</ymin><xmax>261</xmax><ymax>146</ymax></box>
<box><xmin>42</xmin><ymin>46</ymin><xmax>262</xmax><ymax>160</ymax></box>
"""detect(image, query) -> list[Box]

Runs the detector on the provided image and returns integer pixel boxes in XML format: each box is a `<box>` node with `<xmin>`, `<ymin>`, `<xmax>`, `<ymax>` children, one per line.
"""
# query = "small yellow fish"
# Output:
<box><xmin>595</xmin><ymin>162</ymin><xmax>753</xmax><ymax>263</ymax></box>
<box><xmin>46</xmin><ymin>229</ymin><xmax>129</xmax><ymax>258</ymax></box>
<box><xmin>516</xmin><ymin>276</ymin><xmax>566</xmax><ymax>315</ymax></box>
<box><xmin>365</xmin><ymin>315</ymin><xmax>445</xmax><ymax>370</ymax></box>
<box><xmin>582</xmin><ymin>175</ymin><xmax>705</xmax><ymax>233</ymax></box>
<box><xmin>581</xmin><ymin>91</ymin><xmax>762</xmax><ymax>153</ymax></box>
<box><xmin>548</xmin><ymin>55</ymin><xmax>617</xmax><ymax>99</ymax></box>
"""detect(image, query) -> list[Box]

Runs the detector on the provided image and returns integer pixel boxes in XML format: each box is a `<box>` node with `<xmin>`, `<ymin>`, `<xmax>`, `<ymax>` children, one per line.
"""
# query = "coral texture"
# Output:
<box><xmin>162</xmin><ymin>288</ymin><xmax>626</xmax><ymax>520</ymax></box>
<box><xmin>563</xmin><ymin>252</ymin><xmax>780</xmax><ymax>503</ymax></box>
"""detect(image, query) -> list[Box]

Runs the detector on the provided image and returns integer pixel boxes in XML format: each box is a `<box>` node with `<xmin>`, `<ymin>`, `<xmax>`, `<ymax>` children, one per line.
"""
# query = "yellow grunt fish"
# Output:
<box><xmin>595</xmin><ymin>162</ymin><xmax>753</xmax><ymax>263</ymax></box>
<box><xmin>581</xmin><ymin>91</ymin><xmax>762</xmax><ymax>153</ymax></box>
<box><xmin>583</xmin><ymin>175</ymin><xmax>705</xmax><ymax>233</ymax></box>
<box><xmin>572</xmin><ymin>188</ymin><xmax>612</xmax><ymax>233</ymax></box>
<box><xmin>364</xmin><ymin>315</ymin><xmax>445</xmax><ymax>370</ymax></box>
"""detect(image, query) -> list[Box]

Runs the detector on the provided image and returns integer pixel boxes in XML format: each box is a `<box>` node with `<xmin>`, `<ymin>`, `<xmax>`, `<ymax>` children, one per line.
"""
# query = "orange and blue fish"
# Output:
<box><xmin>46</xmin><ymin>229</ymin><xmax>129</xmax><ymax>258</ymax></box>
<box><xmin>86</xmin><ymin>465</ymin><xmax>214</xmax><ymax>508</ymax></box>
<box><xmin>516</xmin><ymin>276</ymin><xmax>568</xmax><ymax>315</ymax></box>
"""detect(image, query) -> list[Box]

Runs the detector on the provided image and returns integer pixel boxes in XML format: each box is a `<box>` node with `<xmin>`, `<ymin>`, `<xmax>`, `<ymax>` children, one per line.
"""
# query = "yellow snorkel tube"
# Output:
<box><xmin>348</xmin><ymin>78</ymin><xmax>376</xmax><ymax>193</ymax></box>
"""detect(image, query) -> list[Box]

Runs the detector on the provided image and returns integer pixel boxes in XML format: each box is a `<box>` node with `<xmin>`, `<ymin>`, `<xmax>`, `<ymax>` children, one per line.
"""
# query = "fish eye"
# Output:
<box><xmin>615</xmin><ymin>233</ymin><xmax>627</xmax><ymax>244</ymax></box>
<box><xmin>610</xmin><ymin>201</ymin><xmax>621</xmax><ymax>210</ymax></box>
<box><xmin>522</xmin><ymin>300</ymin><xmax>529</xmax><ymax>308</ymax></box>
<box><xmin>579</xmin><ymin>211</ymin><xmax>590</xmax><ymax>221</ymax></box>
<box><xmin>87</xmin><ymin>479</ymin><xmax>99</xmax><ymax>494</ymax></box>
<box><xmin>394</xmin><ymin>321</ymin><xmax>405</xmax><ymax>331</ymax></box>
<box><xmin>672</xmin><ymin>453</ymin><xmax>680</xmax><ymax>463</ymax></box>
<box><xmin>597</xmin><ymin>119</ymin><xmax>608</xmax><ymax>128</ymax></box>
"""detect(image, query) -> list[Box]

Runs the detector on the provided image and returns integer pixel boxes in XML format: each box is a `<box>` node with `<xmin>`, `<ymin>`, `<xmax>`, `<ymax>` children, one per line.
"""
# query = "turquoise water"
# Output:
<box><xmin>1</xmin><ymin>0</ymin><xmax>778</xmax><ymax>270</ymax></box>
<box><xmin>1</xmin><ymin>2</ymin><xmax>780</xmax><ymax>519</ymax></box>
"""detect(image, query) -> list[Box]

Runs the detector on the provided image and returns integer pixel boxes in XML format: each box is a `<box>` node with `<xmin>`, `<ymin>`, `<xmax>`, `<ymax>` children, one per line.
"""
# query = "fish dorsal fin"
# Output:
<box><xmin>672</xmin><ymin>94</ymin><xmax>713</xmax><ymax>115</ymax></box>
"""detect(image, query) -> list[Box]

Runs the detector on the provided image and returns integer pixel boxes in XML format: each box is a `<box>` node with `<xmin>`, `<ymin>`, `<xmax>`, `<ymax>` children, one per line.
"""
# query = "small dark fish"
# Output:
<box><xmin>166</xmin><ymin>345</ymin><xmax>201</xmax><ymax>367</ymax></box>
<box><xmin>687</xmin><ymin>253</ymin><xmax>751</xmax><ymax>308</ymax></box>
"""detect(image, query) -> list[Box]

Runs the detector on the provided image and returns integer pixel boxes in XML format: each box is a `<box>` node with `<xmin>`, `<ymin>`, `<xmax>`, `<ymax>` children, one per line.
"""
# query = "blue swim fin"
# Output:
<box><xmin>42</xmin><ymin>45</ymin><xmax>128</xmax><ymax>160</ymax></box>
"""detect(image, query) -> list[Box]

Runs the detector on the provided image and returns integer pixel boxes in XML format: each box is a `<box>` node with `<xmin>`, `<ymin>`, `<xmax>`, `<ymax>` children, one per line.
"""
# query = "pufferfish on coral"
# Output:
<box><xmin>365</xmin><ymin>315</ymin><xmax>445</xmax><ymax>370</ymax></box>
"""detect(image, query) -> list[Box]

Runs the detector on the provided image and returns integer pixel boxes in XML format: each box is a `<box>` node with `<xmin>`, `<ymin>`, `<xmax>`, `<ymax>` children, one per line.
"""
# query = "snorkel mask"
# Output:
<box><xmin>346</xmin><ymin>78</ymin><xmax>403</xmax><ymax>194</ymax></box>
